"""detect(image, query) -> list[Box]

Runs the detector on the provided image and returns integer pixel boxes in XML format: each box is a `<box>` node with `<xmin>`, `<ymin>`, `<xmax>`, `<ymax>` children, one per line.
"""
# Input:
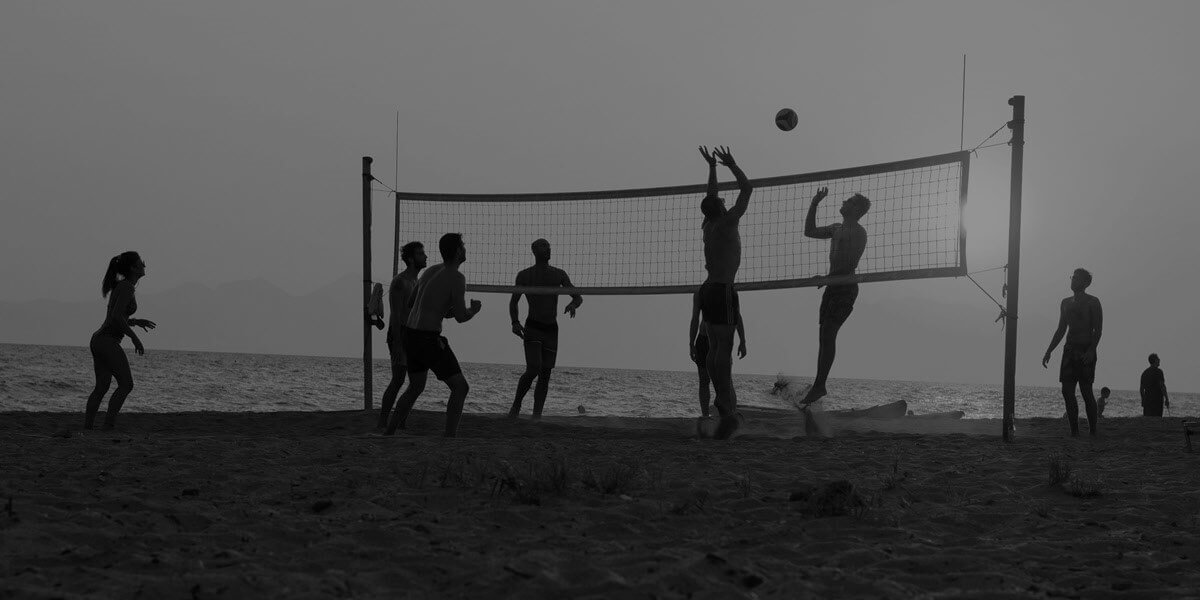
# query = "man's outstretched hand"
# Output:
<box><xmin>812</xmin><ymin>187</ymin><xmax>829</xmax><ymax>204</ymax></box>
<box><xmin>699</xmin><ymin>146</ymin><xmax>716</xmax><ymax>166</ymax></box>
<box><xmin>712</xmin><ymin>146</ymin><xmax>736</xmax><ymax>167</ymax></box>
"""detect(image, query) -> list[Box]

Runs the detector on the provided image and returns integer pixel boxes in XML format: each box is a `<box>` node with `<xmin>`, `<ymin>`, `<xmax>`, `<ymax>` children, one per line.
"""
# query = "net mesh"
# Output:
<box><xmin>384</xmin><ymin>151</ymin><xmax>968</xmax><ymax>294</ymax></box>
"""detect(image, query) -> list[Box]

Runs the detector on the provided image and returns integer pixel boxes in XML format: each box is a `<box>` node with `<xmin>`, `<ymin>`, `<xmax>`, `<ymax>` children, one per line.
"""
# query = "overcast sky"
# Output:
<box><xmin>3</xmin><ymin>1</ymin><xmax>1197</xmax><ymax>392</ymax></box>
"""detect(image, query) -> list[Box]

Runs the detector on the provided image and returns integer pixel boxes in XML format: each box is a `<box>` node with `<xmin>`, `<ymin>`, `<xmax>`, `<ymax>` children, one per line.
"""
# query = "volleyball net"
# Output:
<box><xmin>380</xmin><ymin>150</ymin><xmax>969</xmax><ymax>294</ymax></box>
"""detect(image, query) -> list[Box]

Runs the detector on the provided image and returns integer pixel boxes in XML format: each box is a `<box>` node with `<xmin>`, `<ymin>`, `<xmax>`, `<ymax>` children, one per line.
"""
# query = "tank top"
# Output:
<box><xmin>95</xmin><ymin>282</ymin><xmax>137</xmax><ymax>340</ymax></box>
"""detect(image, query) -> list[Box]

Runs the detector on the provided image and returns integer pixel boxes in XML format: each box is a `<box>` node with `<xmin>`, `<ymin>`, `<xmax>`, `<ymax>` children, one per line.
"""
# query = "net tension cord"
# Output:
<box><xmin>963</xmin><ymin>118</ymin><xmax>1025</xmax><ymax>328</ymax></box>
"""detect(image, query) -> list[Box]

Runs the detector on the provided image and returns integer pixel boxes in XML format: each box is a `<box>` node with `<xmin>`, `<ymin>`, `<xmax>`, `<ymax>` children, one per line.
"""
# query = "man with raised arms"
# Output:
<box><xmin>384</xmin><ymin>233</ymin><xmax>482</xmax><ymax>438</ymax></box>
<box><xmin>1042</xmin><ymin>267</ymin><xmax>1103</xmax><ymax>436</ymax></box>
<box><xmin>377</xmin><ymin>241</ymin><xmax>427</xmax><ymax>429</ymax></box>
<box><xmin>507</xmin><ymin>238</ymin><xmax>583</xmax><ymax>419</ymax></box>
<box><xmin>798</xmin><ymin>188</ymin><xmax>871</xmax><ymax>407</ymax></box>
<box><xmin>696</xmin><ymin>145</ymin><xmax>753</xmax><ymax>439</ymax></box>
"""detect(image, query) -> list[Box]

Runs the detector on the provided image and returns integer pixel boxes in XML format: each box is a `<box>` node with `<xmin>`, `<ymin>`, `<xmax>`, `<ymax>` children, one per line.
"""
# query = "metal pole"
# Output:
<box><xmin>393</xmin><ymin>112</ymin><xmax>401</xmax><ymax>278</ymax></box>
<box><xmin>1002</xmin><ymin>96</ymin><xmax>1025</xmax><ymax>442</ymax></box>
<box><xmin>363</xmin><ymin>156</ymin><xmax>374</xmax><ymax>411</ymax></box>
<box><xmin>960</xmin><ymin>55</ymin><xmax>966</xmax><ymax>151</ymax></box>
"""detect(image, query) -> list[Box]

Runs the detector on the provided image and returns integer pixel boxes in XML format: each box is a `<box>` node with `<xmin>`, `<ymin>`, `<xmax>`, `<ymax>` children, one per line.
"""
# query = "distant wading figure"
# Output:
<box><xmin>1042</xmin><ymin>268</ymin><xmax>1103</xmax><ymax>436</ymax></box>
<box><xmin>384</xmin><ymin>233</ymin><xmax>482</xmax><ymax>437</ymax></box>
<box><xmin>85</xmin><ymin>251</ymin><xmax>156</xmax><ymax>430</ymax></box>
<box><xmin>697</xmin><ymin>145</ymin><xmax>753</xmax><ymax>440</ymax></box>
<box><xmin>798</xmin><ymin>188</ymin><xmax>871</xmax><ymax>406</ymax></box>
<box><xmin>689</xmin><ymin>287</ymin><xmax>746</xmax><ymax>423</ymax></box>
<box><xmin>507</xmin><ymin>239</ymin><xmax>583</xmax><ymax>420</ymax></box>
<box><xmin>1139</xmin><ymin>353</ymin><xmax>1169</xmax><ymax>417</ymax></box>
<box><xmin>377</xmin><ymin>241</ymin><xmax>428</xmax><ymax>429</ymax></box>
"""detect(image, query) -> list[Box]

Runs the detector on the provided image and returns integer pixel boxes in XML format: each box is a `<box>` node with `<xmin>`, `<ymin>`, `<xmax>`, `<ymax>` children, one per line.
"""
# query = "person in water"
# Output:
<box><xmin>85</xmin><ymin>251</ymin><xmax>156</xmax><ymax>430</ymax></box>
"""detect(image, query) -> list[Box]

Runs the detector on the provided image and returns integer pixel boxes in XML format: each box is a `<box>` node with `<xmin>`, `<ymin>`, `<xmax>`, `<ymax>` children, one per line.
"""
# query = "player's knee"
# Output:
<box><xmin>407</xmin><ymin>377</ymin><xmax>427</xmax><ymax>395</ymax></box>
<box><xmin>539</xmin><ymin>367</ymin><xmax>552</xmax><ymax>379</ymax></box>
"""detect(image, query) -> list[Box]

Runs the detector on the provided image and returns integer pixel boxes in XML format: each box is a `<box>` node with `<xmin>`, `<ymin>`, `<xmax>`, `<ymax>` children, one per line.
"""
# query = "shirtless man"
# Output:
<box><xmin>798</xmin><ymin>188</ymin><xmax>871</xmax><ymax>406</ymax></box>
<box><xmin>377</xmin><ymin>241</ymin><xmax>427</xmax><ymax>428</ymax></box>
<box><xmin>689</xmin><ymin>287</ymin><xmax>746</xmax><ymax>423</ymax></box>
<box><xmin>507</xmin><ymin>238</ymin><xmax>583</xmax><ymax>419</ymax></box>
<box><xmin>384</xmin><ymin>233</ymin><xmax>482</xmax><ymax>437</ymax></box>
<box><xmin>697</xmin><ymin>145</ymin><xmax>753</xmax><ymax>439</ymax></box>
<box><xmin>1042</xmin><ymin>268</ymin><xmax>1103</xmax><ymax>436</ymax></box>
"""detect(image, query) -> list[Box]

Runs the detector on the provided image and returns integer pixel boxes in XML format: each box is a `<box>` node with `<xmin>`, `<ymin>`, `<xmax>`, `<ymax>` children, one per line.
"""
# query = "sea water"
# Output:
<box><xmin>1</xmin><ymin>343</ymin><xmax>1192</xmax><ymax>419</ymax></box>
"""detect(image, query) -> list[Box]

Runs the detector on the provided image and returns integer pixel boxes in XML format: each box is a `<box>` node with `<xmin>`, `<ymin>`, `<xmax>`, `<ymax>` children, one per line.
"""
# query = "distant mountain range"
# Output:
<box><xmin>0</xmin><ymin>274</ymin><xmax>364</xmax><ymax>357</ymax></box>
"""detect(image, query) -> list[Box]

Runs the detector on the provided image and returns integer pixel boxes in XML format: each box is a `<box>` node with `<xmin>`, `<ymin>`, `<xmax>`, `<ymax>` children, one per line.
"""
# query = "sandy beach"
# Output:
<box><xmin>3</xmin><ymin>409</ymin><xmax>1199</xmax><ymax>599</ymax></box>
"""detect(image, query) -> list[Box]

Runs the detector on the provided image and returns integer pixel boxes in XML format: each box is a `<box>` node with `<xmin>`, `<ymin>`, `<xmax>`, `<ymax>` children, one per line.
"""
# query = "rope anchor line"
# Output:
<box><xmin>965</xmin><ymin>264</ymin><xmax>1013</xmax><ymax>329</ymax></box>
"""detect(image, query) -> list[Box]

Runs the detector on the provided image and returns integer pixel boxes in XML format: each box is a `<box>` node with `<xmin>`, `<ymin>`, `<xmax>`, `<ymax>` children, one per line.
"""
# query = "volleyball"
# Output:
<box><xmin>775</xmin><ymin>108</ymin><xmax>798</xmax><ymax>132</ymax></box>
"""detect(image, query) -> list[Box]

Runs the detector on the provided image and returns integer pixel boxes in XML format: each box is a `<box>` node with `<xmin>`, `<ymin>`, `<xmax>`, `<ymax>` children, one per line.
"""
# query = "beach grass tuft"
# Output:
<box><xmin>1046</xmin><ymin>452</ymin><xmax>1073</xmax><ymax>487</ymax></box>
<box><xmin>582</xmin><ymin>458</ymin><xmax>641</xmax><ymax>495</ymax></box>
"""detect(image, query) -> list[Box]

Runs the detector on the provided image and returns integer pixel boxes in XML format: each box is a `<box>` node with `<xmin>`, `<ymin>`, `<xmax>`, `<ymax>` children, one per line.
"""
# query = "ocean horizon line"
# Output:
<box><xmin>2</xmin><ymin>341</ymin><xmax>1184</xmax><ymax>395</ymax></box>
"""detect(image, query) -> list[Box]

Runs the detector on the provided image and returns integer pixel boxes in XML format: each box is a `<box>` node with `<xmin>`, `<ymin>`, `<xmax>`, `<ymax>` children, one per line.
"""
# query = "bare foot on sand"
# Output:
<box><xmin>695</xmin><ymin>416</ymin><xmax>716</xmax><ymax>439</ymax></box>
<box><xmin>713</xmin><ymin>412</ymin><xmax>744</xmax><ymax>440</ymax></box>
<box><xmin>793</xmin><ymin>384</ymin><xmax>826</xmax><ymax>409</ymax></box>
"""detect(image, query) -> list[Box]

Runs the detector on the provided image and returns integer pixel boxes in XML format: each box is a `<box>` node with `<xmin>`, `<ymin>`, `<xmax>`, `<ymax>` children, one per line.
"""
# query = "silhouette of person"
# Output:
<box><xmin>1097</xmin><ymin>386</ymin><xmax>1110</xmax><ymax>418</ymax></box>
<box><xmin>798</xmin><ymin>188</ymin><xmax>871</xmax><ymax>406</ymax></box>
<box><xmin>697</xmin><ymin>145</ymin><xmax>753</xmax><ymax>439</ymax></box>
<box><xmin>85</xmin><ymin>251</ymin><xmax>155</xmax><ymax>430</ymax></box>
<box><xmin>384</xmin><ymin>233</ymin><xmax>482</xmax><ymax>437</ymax></box>
<box><xmin>1140</xmin><ymin>353</ymin><xmax>1170</xmax><ymax>417</ymax></box>
<box><xmin>377</xmin><ymin>241</ymin><xmax>428</xmax><ymax>429</ymax></box>
<box><xmin>507</xmin><ymin>238</ymin><xmax>583</xmax><ymax>420</ymax></box>
<box><xmin>1042</xmin><ymin>268</ymin><xmax>1103</xmax><ymax>436</ymax></box>
<box><xmin>689</xmin><ymin>287</ymin><xmax>746</xmax><ymax>425</ymax></box>
<box><xmin>1066</xmin><ymin>386</ymin><xmax>1111</xmax><ymax>420</ymax></box>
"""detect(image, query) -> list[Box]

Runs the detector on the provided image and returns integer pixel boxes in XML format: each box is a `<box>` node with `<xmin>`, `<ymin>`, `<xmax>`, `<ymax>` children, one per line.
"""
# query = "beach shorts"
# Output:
<box><xmin>523</xmin><ymin>318</ymin><xmax>559</xmax><ymax>370</ymax></box>
<box><xmin>386</xmin><ymin>327</ymin><xmax>406</xmax><ymax>369</ymax></box>
<box><xmin>1142</xmin><ymin>395</ymin><xmax>1164</xmax><ymax>417</ymax></box>
<box><xmin>819</xmin><ymin>284</ymin><xmax>859</xmax><ymax>327</ymax></box>
<box><xmin>1059</xmin><ymin>343</ymin><xmax>1096</xmax><ymax>385</ymax></box>
<box><xmin>401</xmin><ymin>326</ymin><xmax>462</xmax><ymax>381</ymax></box>
<box><xmin>698</xmin><ymin>282</ymin><xmax>739</xmax><ymax>326</ymax></box>
<box><xmin>692</xmin><ymin>334</ymin><xmax>709</xmax><ymax>366</ymax></box>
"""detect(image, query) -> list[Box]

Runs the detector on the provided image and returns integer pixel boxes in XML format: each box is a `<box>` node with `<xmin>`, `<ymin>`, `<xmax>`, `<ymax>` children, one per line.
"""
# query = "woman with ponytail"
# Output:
<box><xmin>85</xmin><ymin>251</ymin><xmax>155</xmax><ymax>429</ymax></box>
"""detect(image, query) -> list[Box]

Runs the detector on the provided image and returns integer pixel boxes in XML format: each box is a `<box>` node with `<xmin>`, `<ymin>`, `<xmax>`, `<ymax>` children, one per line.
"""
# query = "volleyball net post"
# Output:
<box><xmin>361</xmin><ymin>156</ymin><xmax>374</xmax><ymax>411</ymax></box>
<box><xmin>1002</xmin><ymin>95</ymin><xmax>1025</xmax><ymax>442</ymax></box>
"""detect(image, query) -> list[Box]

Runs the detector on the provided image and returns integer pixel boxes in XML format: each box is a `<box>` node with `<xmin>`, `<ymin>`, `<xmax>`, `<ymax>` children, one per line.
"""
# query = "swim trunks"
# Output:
<box><xmin>698</xmin><ymin>282</ymin><xmax>739</xmax><ymax>326</ymax></box>
<box><xmin>523</xmin><ymin>318</ymin><xmax>559</xmax><ymax>369</ymax></box>
<box><xmin>819</xmin><ymin>284</ymin><xmax>858</xmax><ymax>326</ymax></box>
<box><xmin>401</xmin><ymin>326</ymin><xmax>462</xmax><ymax>381</ymax></box>
<box><xmin>386</xmin><ymin>326</ymin><xmax>406</xmax><ymax>368</ymax></box>
<box><xmin>692</xmin><ymin>334</ymin><xmax>709</xmax><ymax>366</ymax></box>
<box><xmin>1059</xmin><ymin>342</ymin><xmax>1096</xmax><ymax>385</ymax></box>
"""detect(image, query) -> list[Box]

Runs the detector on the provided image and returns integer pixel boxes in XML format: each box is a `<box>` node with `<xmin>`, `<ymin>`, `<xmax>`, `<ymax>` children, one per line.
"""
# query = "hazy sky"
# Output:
<box><xmin>3</xmin><ymin>1</ymin><xmax>1198</xmax><ymax>392</ymax></box>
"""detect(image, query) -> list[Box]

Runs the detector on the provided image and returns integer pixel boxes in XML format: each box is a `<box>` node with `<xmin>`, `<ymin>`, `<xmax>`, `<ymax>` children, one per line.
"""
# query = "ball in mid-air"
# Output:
<box><xmin>775</xmin><ymin>108</ymin><xmax>798</xmax><ymax>132</ymax></box>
